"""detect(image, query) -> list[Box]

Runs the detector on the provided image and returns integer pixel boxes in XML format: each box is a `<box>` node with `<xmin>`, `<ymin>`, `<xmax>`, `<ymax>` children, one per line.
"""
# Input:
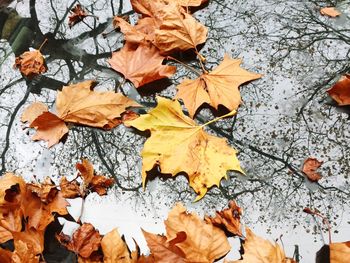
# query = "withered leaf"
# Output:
<box><xmin>69</xmin><ymin>4</ymin><xmax>88</xmax><ymax>28</ymax></box>
<box><xmin>101</xmin><ymin>228</ymin><xmax>133</xmax><ymax>263</ymax></box>
<box><xmin>27</xmin><ymin>177</ymin><xmax>58</xmax><ymax>204</ymax></box>
<box><xmin>165</xmin><ymin>203</ymin><xmax>231</xmax><ymax>262</ymax></box>
<box><xmin>21</xmin><ymin>102</ymin><xmax>48</xmax><ymax>124</ymax></box>
<box><xmin>320</xmin><ymin>7</ymin><xmax>341</xmax><ymax>18</ymax></box>
<box><xmin>330</xmin><ymin>241</ymin><xmax>350</xmax><ymax>263</ymax></box>
<box><xmin>177</xmin><ymin>54</ymin><xmax>262</xmax><ymax>117</ymax></box>
<box><xmin>56</xmin><ymin>80</ymin><xmax>140</xmax><ymax>129</ymax></box>
<box><xmin>57</xmin><ymin>223</ymin><xmax>102</xmax><ymax>258</ymax></box>
<box><xmin>327</xmin><ymin>74</ymin><xmax>350</xmax><ymax>106</ymax></box>
<box><xmin>302</xmin><ymin>157</ymin><xmax>323</xmax><ymax>182</ymax></box>
<box><xmin>126</xmin><ymin>97</ymin><xmax>243</xmax><ymax>200</ymax></box>
<box><xmin>205</xmin><ymin>200</ymin><xmax>243</xmax><ymax>237</ymax></box>
<box><xmin>109</xmin><ymin>43</ymin><xmax>176</xmax><ymax>88</ymax></box>
<box><xmin>14</xmin><ymin>49</ymin><xmax>47</xmax><ymax>79</ymax></box>
<box><xmin>60</xmin><ymin>176</ymin><xmax>82</xmax><ymax>199</ymax></box>
<box><xmin>30</xmin><ymin>111</ymin><xmax>69</xmax><ymax>148</ymax></box>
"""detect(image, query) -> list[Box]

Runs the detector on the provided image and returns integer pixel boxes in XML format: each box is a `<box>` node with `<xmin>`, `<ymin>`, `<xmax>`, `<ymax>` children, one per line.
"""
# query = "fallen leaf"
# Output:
<box><xmin>76</xmin><ymin>159</ymin><xmax>95</xmax><ymax>186</ymax></box>
<box><xmin>27</xmin><ymin>177</ymin><xmax>58</xmax><ymax>204</ymax></box>
<box><xmin>327</xmin><ymin>74</ymin><xmax>350</xmax><ymax>106</ymax></box>
<box><xmin>60</xmin><ymin>176</ymin><xmax>82</xmax><ymax>198</ymax></box>
<box><xmin>56</xmin><ymin>80</ymin><xmax>140</xmax><ymax>128</ymax></box>
<box><xmin>230</xmin><ymin>228</ymin><xmax>296</xmax><ymax>263</ymax></box>
<box><xmin>89</xmin><ymin>175</ymin><xmax>115</xmax><ymax>196</ymax></box>
<box><xmin>0</xmin><ymin>226</ymin><xmax>12</xmax><ymax>243</ymax></box>
<box><xmin>101</xmin><ymin>228</ymin><xmax>133</xmax><ymax>263</ymax></box>
<box><xmin>0</xmin><ymin>247</ymin><xmax>12</xmax><ymax>262</ymax></box>
<box><xmin>142</xmin><ymin>229</ymin><xmax>186</xmax><ymax>262</ymax></box>
<box><xmin>21</xmin><ymin>102</ymin><xmax>48</xmax><ymax>124</ymax></box>
<box><xmin>12</xmin><ymin>228</ymin><xmax>45</xmax><ymax>260</ymax></box>
<box><xmin>130</xmin><ymin>0</ymin><xmax>166</xmax><ymax>19</ymax></box>
<box><xmin>330</xmin><ymin>241</ymin><xmax>350</xmax><ymax>263</ymax></box>
<box><xmin>320</xmin><ymin>7</ymin><xmax>341</xmax><ymax>18</ymax></box>
<box><xmin>164</xmin><ymin>203</ymin><xmax>231</xmax><ymax>262</ymax></box>
<box><xmin>166</xmin><ymin>0</ymin><xmax>206</xmax><ymax>7</ymax></box>
<box><xmin>176</xmin><ymin>54</ymin><xmax>262</xmax><ymax>117</ymax></box>
<box><xmin>14</xmin><ymin>49</ymin><xmax>47</xmax><ymax>78</ymax></box>
<box><xmin>69</xmin><ymin>4</ymin><xmax>88</xmax><ymax>28</ymax></box>
<box><xmin>57</xmin><ymin>223</ymin><xmax>102</xmax><ymax>258</ymax></box>
<box><xmin>109</xmin><ymin>44</ymin><xmax>176</xmax><ymax>88</ymax></box>
<box><xmin>205</xmin><ymin>200</ymin><xmax>243</xmax><ymax>236</ymax></box>
<box><xmin>302</xmin><ymin>157</ymin><xmax>323</xmax><ymax>182</ymax></box>
<box><xmin>30</xmin><ymin>111</ymin><xmax>69</xmax><ymax>148</ymax></box>
<box><xmin>127</xmin><ymin>97</ymin><xmax>243</xmax><ymax>200</ymax></box>
<box><xmin>154</xmin><ymin>3</ymin><xmax>208</xmax><ymax>54</ymax></box>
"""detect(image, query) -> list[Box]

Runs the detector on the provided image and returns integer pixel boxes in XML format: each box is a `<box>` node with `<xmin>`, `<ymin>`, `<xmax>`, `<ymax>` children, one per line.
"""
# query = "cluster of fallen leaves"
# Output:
<box><xmin>1</xmin><ymin>169</ymin><xmax>349</xmax><ymax>263</ymax></box>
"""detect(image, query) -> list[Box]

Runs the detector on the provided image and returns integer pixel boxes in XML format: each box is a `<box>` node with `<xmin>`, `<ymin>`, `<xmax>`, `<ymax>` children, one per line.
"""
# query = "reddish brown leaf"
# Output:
<box><xmin>14</xmin><ymin>49</ymin><xmax>47</xmax><ymax>78</ymax></box>
<box><xmin>69</xmin><ymin>4</ymin><xmax>88</xmax><ymax>28</ymax></box>
<box><xmin>60</xmin><ymin>176</ymin><xmax>82</xmax><ymax>198</ymax></box>
<box><xmin>109</xmin><ymin>43</ymin><xmax>176</xmax><ymax>88</ymax></box>
<box><xmin>327</xmin><ymin>74</ymin><xmax>350</xmax><ymax>106</ymax></box>
<box><xmin>57</xmin><ymin>223</ymin><xmax>102</xmax><ymax>258</ymax></box>
<box><xmin>89</xmin><ymin>175</ymin><xmax>115</xmax><ymax>196</ymax></box>
<box><xmin>21</xmin><ymin>102</ymin><xmax>48</xmax><ymax>124</ymax></box>
<box><xmin>27</xmin><ymin>177</ymin><xmax>58</xmax><ymax>204</ymax></box>
<box><xmin>205</xmin><ymin>200</ymin><xmax>243</xmax><ymax>236</ymax></box>
<box><xmin>76</xmin><ymin>159</ymin><xmax>95</xmax><ymax>186</ymax></box>
<box><xmin>0</xmin><ymin>247</ymin><xmax>12</xmax><ymax>262</ymax></box>
<box><xmin>302</xmin><ymin>157</ymin><xmax>323</xmax><ymax>182</ymax></box>
<box><xmin>30</xmin><ymin>111</ymin><xmax>69</xmax><ymax>148</ymax></box>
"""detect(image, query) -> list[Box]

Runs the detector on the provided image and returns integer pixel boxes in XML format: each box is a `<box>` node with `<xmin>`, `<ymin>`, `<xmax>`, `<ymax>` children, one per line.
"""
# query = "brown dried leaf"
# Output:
<box><xmin>30</xmin><ymin>111</ymin><xmax>69</xmax><ymax>148</ymax></box>
<box><xmin>142</xmin><ymin>229</ymin><xmax>186</xmax><ymax>262</ymax></box>
<box><xmin>14</xmin><ymin>50</ymin><xmax>47</xmax><ymax>79</ymax></box>
<box><xmin>56</xmin><ymin>80</ymin><xmax>140</xmax><ymax>128</ymax></box>
<box><xmin>76</xmin><ymin>159</ymin><xmax>95</xmax><ymax>186</ymax></box>
<box><xmin>21</xmin><ymin>102</ymin><xmax>48</xmax><ymax>124</ymax></box>
<box><xmin>60</xmin><ymin>176</ymin><xmax>82</xmax><ymax>198</ymax></box>
<box><xmin>109</xmin><ymin>43</ymin><xmax>176</xmax><ymax>88</ymax></box>
<box><xmin>89</xmin><ymin>175</ymin><xmax>115</xmax><ymax>196</ymax></box>
<box><xmin>0</xmin><ymin>247</ymin><xmax>12</xmax><ymax>262</ymax></box>
<box><xmin>176</xmin><ymin>54</ymin><xmax>262</xmax><ymax>117</ymax></box>
<box><xmin>205</xmin><ymin>200</ymin><xmax>243</xmax><ymax>237</ymax></box>
<box><xmin>69</xmin><ymin>4</ymin><xmax>88</xmax><ymax>28</ymax></box>
<box><xmin>320</xmin><ymin>7</ymin><xmax>341</xmax><ymax>18</ymax></box>
<box><xmin>165</xmin><ymin>203</ymin><xmax>230</xmax><ymax>262</ymax></box>
<box><xmin>27</xmin><ymin>177</ymin><xmax>58</xmax><ymax>204</ymax></box>
<box><xmin>327</xmin><ymin>74</ymin><xmax>350</xmax><ymax>106</ymax></box>
<box><xmin>302</xmin><ymin>157</ymin><xmax>323</xmax><ymax>182</ymax></box>
<box><xmin>330</xmin><ymin>241</ymin><xmax>350</xmax><ymax>263</ymax></box>
<box><xmin>57</xmin><ymin>223</ymin><xmax>102</xmax><ymax>258</ymax></box>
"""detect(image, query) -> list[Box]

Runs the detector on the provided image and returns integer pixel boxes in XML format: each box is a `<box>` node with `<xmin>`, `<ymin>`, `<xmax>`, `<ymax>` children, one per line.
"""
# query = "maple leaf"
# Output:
<box><xmin>327</xmin><ymin>74</ymin><xmax>350</xmax><ymax>106</ymax></box>
<box><xmin>230</xmin><ymin>228</ymin><xmax>296</xmax><ymax>263</ymax></box>
<box><xmin>205</xmin><ymin>200</ymin><xmax>243</xmax><ymax>237</ymax></box>
<box><xmin>21</xmin><ymin>102</ymin><xmax>48</xmax><ymax>124</ymax></box>
<box><xmin>154</xmin><ymin>3</ymin><xmax>208</xmax><ymax>54</ymax></box>
<box><xmin>59</xmin><ymin>176</ymin><xmax>82</xmax><ymax>198</ymax></box>
<box><xmin>130</xmin><ymin>0</ymin><xmax>166</xmax><ymax>19</ymax></box>
<box><xmin>56</xmin><ymin>80</ymin><xmax>140</xmax><ymax>128</ymax></box>
<box><xmin>320</xmin><ymin>7</ymin><xmax>341</xmax><ymax>18</ymax></box>
<box><xmin>176</xmin><ymin>54</ymin><xmax>262</xmax><ymax>117</ymax></box>
<box><xmin>142</xmin><ymin>229</ymin><xmax>186</xmax><ymax>262</ymax></box>
<box><xmin>57</xmin><ymin>223</ymin><xmax>102</xmax><ymax>258</ymax></box>
<box><xmin>14</xmin><ymin>49</ymin><xmax>47</xmax><ymax>78</ymax></box>
<box><xmin>101</xmin><ymin>228</ymin><xmax>134</xmax><ymax>263</ymax></box>
<box><xmin>164</xmin><ymin>203</ymin><xmax>231</xmax><ymax>262</ymax></box>
<box><xmin>0</xmin><ymin>226</ymin><xmax>12</xmax><ymax>243</ymax></box>
<box><xmin>126</xmin><ymin>97</ymin><xmax>243</xmax><ymax>200</ymax></box>
<box><xmin>27</xmin><ymin>177</ymin><xmax>58</xmax><ymax>204</ymax></box>
<box><xmin>30</xmin><ymin>111</ymin><xmax>69</xmax><ymax>148</ymax></box>
<box><xmin>69</xmin><ymin>4</ymin><xmax>88</xmax><ymax>28</ymax></box>
<box><xmin>109</xmin><ymin>43</ymin><xmax>176</xmax><ymax>88</ymax></box>
<box><xmin>330</xmin><ymin>241</ymin><xmax>350</xmax><ymax>263</ymax></box>
<box><xmin>165</xmin><ymin>0</ymin><xmax>207</xmax><ymax>7</ymax></box>
<box><xmin>302</xmin><ymin>157</ymin><xmax>323</xmax><ymax>182</ymax></box>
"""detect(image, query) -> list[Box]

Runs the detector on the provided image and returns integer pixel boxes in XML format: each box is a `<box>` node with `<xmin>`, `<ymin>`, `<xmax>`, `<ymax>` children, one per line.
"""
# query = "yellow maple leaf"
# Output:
<box><xmin>176</xmin><ymin>54</ymin><xmax>262</xmax><ymax>117</ymax></box>
<box><xmin>165</xmin><ymin>203</ymin><xmax>231</xmax><ymax>262</ymax></box>
<box><xmin>126</xmin><ymin>96</ymin><xmax>243</xmax><ymax>200</ymax></box>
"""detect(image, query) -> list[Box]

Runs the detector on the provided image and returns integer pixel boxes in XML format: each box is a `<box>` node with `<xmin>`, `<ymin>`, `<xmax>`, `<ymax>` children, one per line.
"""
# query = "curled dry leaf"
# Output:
<box><xmin>27</xmin><ymin>177</ymin><xmax>58</xmax><ymax>204</ymax></box>
<box><xmin>21</xmin><ymin>102</ymin><xmax>48</xmax><ymax>124</ymax></box>
<box><xmin>89</xmin><ymin>175</ymin><xmax>115</xmax><ymax>196</ymax></box>
<box><xmin>164</xmin><ymin>203</ymin><xmax>231</xmax><ymax>262</ymax></box>
<box><xmin>109</xmin><ymin>43</ymin><xmax>176</xmax><ymax>88</ymax></box>
<box><xmin>60</xmin><ymin>176</ymin><xmax>82</xmax><ymax>198</ymax></box>
<box><xmin>230</xmin><ymin>228</ymin><xmax>296</xmax><ymax>263</ymax></box>
<box><xmin>330</xmin><ymin>241</ymin><xmax>350</xmax><ymax>263</ymax></box>
<box><xmin>76</xmin><ymin>159</ymin><xmax>95</xmax><ymax>185</ymax></box>
<box><xmin>154</xmin><ymin>3</ymin><xmax>208</xmax><ymax>54</ymax></box>
<box><xmin>177</xmin><ymin>54</ymin><xmax>262</xmax><ymax>117</ymax></box>
<box><xmin>30</xmin><ymin>111</ymin><xmax>69</xmax><ymax>148</ymax></box>
<box><xmin>126</xmin><ymin>97</ymin><xmax>243</xmax><ymax>200</ymax></box>
<box><xmin>57</xmin><ymin>223</ymin><xmax>102</xmax><ymax>258</ymax></box>
<box><xmin>205</xmin><ymin>200</ymin><xmax>243</xmax><ymax>237</ymax></box>
<box><xmin>14</xmin><ymin>49</ymin><xmax>47</xmax><ymax>78</ymax></box>
<box><xmin>69</xmin><ymin>4</ymin><xmax>88</xmax><ymax>28</ymax></box>
<box><xmin>142</xmin><ymin>229</ymin><xmax>186</xmax><ymax>262</ymax></box>
<box><xmin>327</xmin><ymin>74</ymin><xmax>350</xmax><ymax>106</ymax></box>
<box><xmin>320</xmin><ymin>7</ymin><xmax>341</xmax><ymax>18</ymax></box>
<box><xmin>57</xmin><ymin>80</ymin><xmax>140</xmax><ymax>129</ymax></box>
<box><xmin>302</xmin><ymin>157</ymin><xmax>323</xmax><ymax>182</ymax></box>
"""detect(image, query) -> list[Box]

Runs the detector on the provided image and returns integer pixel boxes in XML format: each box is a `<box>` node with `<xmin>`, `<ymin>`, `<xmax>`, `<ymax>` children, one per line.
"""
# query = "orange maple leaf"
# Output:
<box><xmin>327</xmin><ymin>74</ymin><xmax>350</xmax><ymax>106</ymax></box>
<box><xmin>21</xmin><ymin>102</ymin><xmax>48</xmax><ymax>124</ymax></box>
<box><xmin>14</xmin><ymin>49</ymin><xmax>47</xmax><ymax>78</ymax></box>
<box><xmin>302</xmin><ymin>157</ymin><xmax>323</xmax><ymax>182</ymax></box>
<box><xmin>109</xmin><ymin>44</ymin><xmax>176</xmax><ymax>88</ymax></box>
<box><xmin>330</xmin><ymin>241</ymin><xmax>350</xmax><ymax>263</ymax></box>
<box><xmin>176</xmin><ymin>54</ymin><xmax>262</xmax><ymax>117</ymax></box>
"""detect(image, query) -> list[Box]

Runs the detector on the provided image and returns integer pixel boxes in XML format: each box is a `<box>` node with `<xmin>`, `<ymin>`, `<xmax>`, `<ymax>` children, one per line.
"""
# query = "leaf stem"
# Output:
<box><xmin>167</xmin><ymin>56</ymin><xmax>202</xmax><ymax>76</ymax></box>
<box><xmin>195</xmin><ymin>47</ymin><xmax>207</xmax><ymax>74</ymax></box>
<box><xmin>201</xmin><ymin>110</ymin><xmax>236</xmax><ymax>128</ymax></box>
<box><xmin>38</xmin><ymin>38</ymin><xmax>48</xmax><ymax>51</ymax></box>
<box><xmin>303</xmin><ymin>208</ymin><xmax>332</xmax><ymax>244</ymax></box>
